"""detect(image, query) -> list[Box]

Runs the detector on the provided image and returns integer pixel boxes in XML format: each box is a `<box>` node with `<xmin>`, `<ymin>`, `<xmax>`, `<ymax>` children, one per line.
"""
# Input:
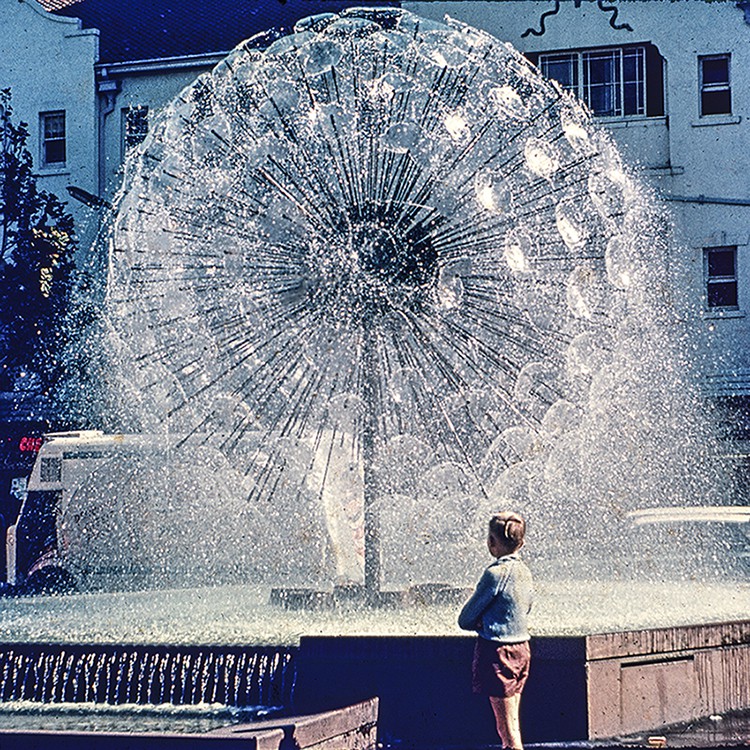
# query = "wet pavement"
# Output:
<box><xmin>526</xmin><ymin>710</ymin><xmax>750</xmax><ymax>750</ymax></box>
<box><xmin>618</xmin><ymin>711</ymin><xmax>750</xmax><ymax>749</ymax></box>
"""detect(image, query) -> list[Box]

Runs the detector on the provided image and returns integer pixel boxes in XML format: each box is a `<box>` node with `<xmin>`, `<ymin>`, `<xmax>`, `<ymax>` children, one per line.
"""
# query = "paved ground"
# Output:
<box><xmin>1</xmin><ymin>708</ymin><xmax>749</xmax><ymax>749</ymax></box>
<box><xmin>525</xmin><ymin>710</ymin><xmax>750</xmax><ymax>750</ymax></box>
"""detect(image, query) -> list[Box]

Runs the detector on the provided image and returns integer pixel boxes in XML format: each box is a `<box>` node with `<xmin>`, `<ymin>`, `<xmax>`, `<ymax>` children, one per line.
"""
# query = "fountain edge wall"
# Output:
<box><xmin>293</xmin><ymin>621</ymin><xmax>750</xmax><ymax>746</ymax></box>
<box><xmin>585</xmin><ymin>620</ymin><xmax>750</xmax><ymax>737</ymax></box>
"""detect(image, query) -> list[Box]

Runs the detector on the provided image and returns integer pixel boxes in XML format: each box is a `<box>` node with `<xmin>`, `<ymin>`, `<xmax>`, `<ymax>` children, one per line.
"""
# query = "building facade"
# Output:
<box><xmin>0</xmin><ymin>0</ymin><xmax>99</xmax><ymax>243</ymax></box>
<box><xmin>4</xmin><ymin>0</ymin><xmax>394</xmax><ymax>253</ymax></box>
<box><xmin>2</xmin><ymin>0</ymin><xmax>749</xmax><ymax>418</ymax></box>
<box><xmin>407</xmin><ymin>0</ymin><xmax>750</xmax><ymax>424</ymax></box>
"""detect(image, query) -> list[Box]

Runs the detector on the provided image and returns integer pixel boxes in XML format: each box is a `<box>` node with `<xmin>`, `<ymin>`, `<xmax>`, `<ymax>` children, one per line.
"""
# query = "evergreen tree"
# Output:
<box><xmin>0</xmin><ymin>89</ymin><xmax>77</xmax><ymax>399</ymax></box>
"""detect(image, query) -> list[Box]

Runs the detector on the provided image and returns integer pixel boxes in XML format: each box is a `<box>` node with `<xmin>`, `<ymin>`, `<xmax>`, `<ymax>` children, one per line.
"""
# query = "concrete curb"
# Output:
<box><xmin>0</xmin><ymin>698</ymin><xmax>379</xmax><ymax>750</ymax></box>
<box><xmin>208</xmin><ymin>698</ymin><xmax>379</xmax><ymax>749</ymax></box>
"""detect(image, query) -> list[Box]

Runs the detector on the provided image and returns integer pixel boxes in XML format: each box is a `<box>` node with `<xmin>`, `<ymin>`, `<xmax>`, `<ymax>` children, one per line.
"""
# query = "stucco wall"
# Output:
<box><xmin>406</xmin><ymin>0</ymin><xmax>750</xmax><ymax>395</ymax></box>
<box><xmin>99</xmin><ymin>63</ymin><xmax>218</xmax><ymax>202</ymax></box>
<box><xmin>0</xmin><ymin>0</ymin><xmax>99</xmax><ymax>211</ymax></box>
<box><xmin>1</xmin><ymin>0</ymin><xmax>749</xmax><ymax>397</ymax></box>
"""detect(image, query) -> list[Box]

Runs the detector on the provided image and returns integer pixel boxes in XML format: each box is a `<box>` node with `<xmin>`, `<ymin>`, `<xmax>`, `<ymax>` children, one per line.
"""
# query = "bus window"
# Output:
<box><xmin>15</xmin><ymin>490</ymin><xmax>61</xmax><ymax>582</ymax></box>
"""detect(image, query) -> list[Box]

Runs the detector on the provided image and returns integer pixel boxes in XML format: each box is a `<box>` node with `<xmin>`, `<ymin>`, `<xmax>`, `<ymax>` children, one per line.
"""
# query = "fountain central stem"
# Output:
<box><xmin>362</xmin><ymin>332</ymin><xmax>381</xmax><ymax>597</ymax></box>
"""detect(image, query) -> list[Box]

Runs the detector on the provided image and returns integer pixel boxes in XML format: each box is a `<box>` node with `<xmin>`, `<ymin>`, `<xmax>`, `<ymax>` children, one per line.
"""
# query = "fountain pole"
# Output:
<box><xmin>362</xmin><ymin>330</ymin><xmax>381</xmax><ymax>599</ymax></box>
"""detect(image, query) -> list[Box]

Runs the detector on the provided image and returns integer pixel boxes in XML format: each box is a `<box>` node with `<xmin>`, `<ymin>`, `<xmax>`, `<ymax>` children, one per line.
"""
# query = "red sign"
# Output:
<box><xmin>19</xmin><ymin>436</ymin><xmax>43</xmax><ymax>453</ymax></box>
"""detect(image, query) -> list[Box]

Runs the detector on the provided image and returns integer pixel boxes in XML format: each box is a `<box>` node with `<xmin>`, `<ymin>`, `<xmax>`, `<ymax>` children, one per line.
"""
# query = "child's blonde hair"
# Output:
<box><xmin>489</xmin><ymin>511</ymin><xmax>526</xmax><ymax>552</ymax></box>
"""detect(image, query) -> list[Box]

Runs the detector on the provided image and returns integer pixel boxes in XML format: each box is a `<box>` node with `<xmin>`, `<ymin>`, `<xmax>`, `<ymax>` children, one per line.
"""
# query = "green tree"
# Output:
<box><xmin>0</xmin><ymin>89</ymin><xmax>77</xmax><ymax>398</ymax></box>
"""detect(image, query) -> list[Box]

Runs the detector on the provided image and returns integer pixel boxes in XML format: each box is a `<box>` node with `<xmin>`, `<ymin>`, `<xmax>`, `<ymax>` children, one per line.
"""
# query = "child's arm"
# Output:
<box><xmin>457</xmin><ymin>568</ymin><xmax>497</xmax><ymax>631</ymax></box>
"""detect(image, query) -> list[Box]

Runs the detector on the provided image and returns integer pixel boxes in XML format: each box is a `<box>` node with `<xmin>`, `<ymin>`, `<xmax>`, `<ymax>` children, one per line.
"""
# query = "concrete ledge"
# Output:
<box><xmin>0</xmin><ymin>700</ymin><xmax>378</xmax><ymax>750</ymax></box>
<box><xmin>0</xmin><ymin>726</ymin><xmax>284</xmax><ymax>749</ymax></box>
<box><xmin>292</xmin><ymin>624</ymin><xmax>750</xmax><ymax>747</ymax></box>
<box><xmin>585</xmin><ymin>620</ymin><xmax>750</xmax><ymax>660</ymax></box>
<box><xmin>211</xmin><ymin>698</ymin><xmax>379</xmax><ymax>750</ymax></box>
<box><xmin>585</xmin><ymin>621</ymin><xmax>750</xmax><ymax>738</ymax></box>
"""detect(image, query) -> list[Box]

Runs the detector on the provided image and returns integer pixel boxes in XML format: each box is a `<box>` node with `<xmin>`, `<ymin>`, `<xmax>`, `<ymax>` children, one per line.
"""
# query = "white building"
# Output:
<box><xmin>0</xmin><ymin>0</ymin><xmax>99</xmax><ymax>234</ymax></box>
<box><xmin>406</xmin><ymin>0</ymin><xmax>750</xmax><ymax>434</ymax></box>
<box><xmin>3</xmin><ymin>0</ymin><xmax>388</xmax><ymax>251</ymax></box>
<box><xmin>2</xmin><ymin>0</ymin><xmax>749</xmax><ymax>428</ymax></box>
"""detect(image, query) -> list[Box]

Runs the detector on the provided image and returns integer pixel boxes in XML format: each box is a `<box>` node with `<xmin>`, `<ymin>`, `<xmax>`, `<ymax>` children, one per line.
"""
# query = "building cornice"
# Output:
<box><xmin>96</xmin><ymin>51</ymin><xmax>228</xmax><ymax>78</ymax></box>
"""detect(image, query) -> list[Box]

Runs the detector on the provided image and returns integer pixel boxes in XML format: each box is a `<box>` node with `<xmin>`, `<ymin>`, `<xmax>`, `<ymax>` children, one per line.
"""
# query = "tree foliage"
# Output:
<box><xmin>0</xmin><ymin>89</ymin><xmax>77</xmax><ymax>397</ymax></box>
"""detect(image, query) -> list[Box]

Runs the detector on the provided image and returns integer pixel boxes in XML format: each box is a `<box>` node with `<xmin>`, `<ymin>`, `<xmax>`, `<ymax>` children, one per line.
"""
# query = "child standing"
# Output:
<box><xmin>458</xmin><ymin>512</ymin><xmax>533</xmax><ymax>750</ymax></box>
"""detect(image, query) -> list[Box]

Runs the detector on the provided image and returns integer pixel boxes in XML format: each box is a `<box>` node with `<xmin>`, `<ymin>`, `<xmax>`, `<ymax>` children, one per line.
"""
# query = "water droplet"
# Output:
<box><xmin>567</xmin><ymin>333</ymin><xmax>609</xmax><ymax>377</ymax></box>
<box><xmin>566</xmin><ymin>267</ymin><xmax>595</xmax><ymax>319</ymax></box>
<box><xmin>443</xmin><ymin>112</ymin><xmax>470</xmax><ymax>143</ymax></box>
<box><xmin>524</xmin><ymin>138</ymin><xmax>559</xmax><ymax>178</ymax></box>
<box><xmin>561</xmin><ymin>105</ymin><xmax>596</xmax><ymax>155</ymax></box>
<box><xmin>541</xmin><ymin>399</ymin><xmax>581</xmax><ymax>438</ymax></box>
<box><xmin>486</xmin><ymin>84</ymin><xmax>528</xmax><ymax>120</ymax></box>
<box><xmin>503</xmin><ymin>228</ymin><xmax>534</xmax><ymax>274</ymax></box>
<box><xmin>475</xmin><ymin>171</ymin><xmax>510</xmax><ymax>213</ymax></box>
<box><xmin>300</xmin><ymin>40</ymin><xmax>343</xmax><ymax>74</ymax></box>
<box><xmin>606</xmin><ymin>235</ymin><xmax>634</xmax><ymax>290</ymax></box>
<box><xmin>383</xmin><ymin>121</ymin><xmax>421</xmax><ymax>153</ymax></box>
<box><xmin>556</xmin><ymin>199</ymin><xmax>588</xmax><ymax>251</ymax></box>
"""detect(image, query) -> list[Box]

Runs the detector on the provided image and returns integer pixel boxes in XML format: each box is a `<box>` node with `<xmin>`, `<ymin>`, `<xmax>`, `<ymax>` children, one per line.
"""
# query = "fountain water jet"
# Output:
<box><xmin>98</xmin><ymin>7</ymin><xmax>740</xmax><ymax>595</ymax></box>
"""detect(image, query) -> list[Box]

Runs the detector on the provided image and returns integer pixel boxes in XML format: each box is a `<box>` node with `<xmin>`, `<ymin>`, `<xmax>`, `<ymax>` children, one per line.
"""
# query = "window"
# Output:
<box><xmin>705</xmin><ymin>246</ymin><xmax>738</xmax><ymax>309</ymax></box>
<box><xmin>540</xmin><ymin>53</ymin><xmax>578</xmax><ymax>93</ymax></box>
<box><xmin>122</xmin><ymin>105</ymin><xmax>149</xmax><ymax>154</ymax></box>
<box><xmin>40</xmin><ymin>111</ymin><xmax>66</xmax><ymax>167</ymax></box>
<box><xmin>535</xmin><ymin>44</ymin><xmax>664</xmax><ymax>118</ymax></box>
<box><xmin>39</xmin><ymin>457</ymin><xmax>62</xmax><ymax>483</ymax></box>
<box><xmin>585</xmin><ymin>47</ymin><xmax>643</xmax><ymax>117</ymax></box>
<box><xmin>699</xmin><ymin>55</ymin><xmax>731</xmax><ymax>116</ymax></box>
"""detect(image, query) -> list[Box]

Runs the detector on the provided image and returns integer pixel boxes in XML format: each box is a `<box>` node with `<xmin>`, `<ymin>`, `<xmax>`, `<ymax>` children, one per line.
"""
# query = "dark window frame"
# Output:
<box><xmin>529</xmin><ymin>43</ymin><xmax>664</xmax><ymax>118</ymax></box>
<box><xmin>699</xmin><ymin>54</ymin><xmax>732</xmax><ymax>116</ymax></box>
<box><xmin>122</xmin><ymin>105</ymin><xmax>150</xmax><ymax>156</ymax></box>
<box><xmin>40</xmin><ymin>110</ymin><xmax>66</xmax><ymax>167</ymax></box>
<box><xmin>39</xmin><ymin>457</ymin><xmax>62</xmax><ymax>483</ymax></box>
<box><xmin>705</xmin><ymin>246</ymin><xmax>739</xmax><ymax>310</ymax></box>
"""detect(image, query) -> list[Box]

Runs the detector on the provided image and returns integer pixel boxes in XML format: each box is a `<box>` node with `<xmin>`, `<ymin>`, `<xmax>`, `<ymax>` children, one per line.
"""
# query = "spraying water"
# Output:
<box><xmin>86</xmin><ymin>7</ymin><xmax>739</xmax><ymax>593</ymax></box>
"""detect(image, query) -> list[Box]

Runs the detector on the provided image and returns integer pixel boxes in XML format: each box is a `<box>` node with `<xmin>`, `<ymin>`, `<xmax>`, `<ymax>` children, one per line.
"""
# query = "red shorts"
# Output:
<box><xmin>471</xmin><ymin>637</ymin><xmax>530</xmax><ymax>697</ymax></box>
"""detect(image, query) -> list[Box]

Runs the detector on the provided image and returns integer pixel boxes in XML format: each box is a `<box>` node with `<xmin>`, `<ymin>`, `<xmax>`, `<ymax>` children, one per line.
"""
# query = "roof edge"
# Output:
<box><xmin>21</xmin><ymin>0</ymin><xmax>84</xmax><ymax>28</ymax></box>
<box><xmin>96</xmin><ymin>50</ymin><xmax>230</xmax><ymax>76</ymax></box>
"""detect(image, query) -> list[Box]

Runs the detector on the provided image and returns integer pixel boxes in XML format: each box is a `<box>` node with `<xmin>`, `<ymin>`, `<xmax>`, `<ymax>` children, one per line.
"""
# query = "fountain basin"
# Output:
<box><xmin>0</xmin><ymin>585</ymin><xmax>748</xmax><ymax>745</ymax></box>
<box><xmin>0</xmin><ymin>642</ymin><xmax>295</xmax><ymax>708</ymax></box>
<box><xmin>1</xmin><ymin>582</ymin><xmax>748</xmax><ymax>645</ymax></box>
<box><xmin>0</xmin><ymin>623</ymin><xmax>746</xmax><ymax>746</ymax></box>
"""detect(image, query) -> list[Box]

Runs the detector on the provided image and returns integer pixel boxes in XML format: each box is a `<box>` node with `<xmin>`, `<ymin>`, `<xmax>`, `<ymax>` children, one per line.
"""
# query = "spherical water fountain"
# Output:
<box><xmin>1</xmin><ymin>7</ymin><xmax>748</xmax><ymax>743</ymax></box>
<box><xmin>99</xmin><ymin>6</ymin><xmax>739</xmax><ymax>597</ymax></box>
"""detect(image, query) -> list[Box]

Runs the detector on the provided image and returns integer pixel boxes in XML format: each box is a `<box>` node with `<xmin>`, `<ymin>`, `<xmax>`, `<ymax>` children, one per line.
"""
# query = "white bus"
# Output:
<box><xmin>4</xmin><ymin>427</ymin><xmax>349</xmax><ymax>594</ymax></box>
<box><xmin>5</xmin><ymin>430</ymin><xmax>179</xmax><ymax>593</ymax></box>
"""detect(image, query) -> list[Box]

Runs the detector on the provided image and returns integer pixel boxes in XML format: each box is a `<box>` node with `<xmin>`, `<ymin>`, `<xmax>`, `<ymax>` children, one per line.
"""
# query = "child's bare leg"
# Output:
<box><xmin>489</xmin><ymin>694</ymin><xmax>523</xmax><ymax>750</ymax></box>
